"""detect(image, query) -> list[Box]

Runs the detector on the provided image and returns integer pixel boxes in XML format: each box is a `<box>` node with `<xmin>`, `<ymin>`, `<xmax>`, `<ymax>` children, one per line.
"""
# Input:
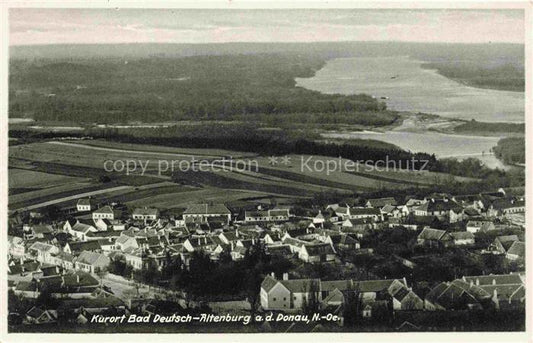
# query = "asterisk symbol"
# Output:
<box><xmin>268</xmin><ymin>156</ymin><xmax>279</xmax><ymax>165</ymax></box>
<box><xmin>281</xmin><ymin>155</ymin><xmax>291</xmax><ymax>165</ymax></box>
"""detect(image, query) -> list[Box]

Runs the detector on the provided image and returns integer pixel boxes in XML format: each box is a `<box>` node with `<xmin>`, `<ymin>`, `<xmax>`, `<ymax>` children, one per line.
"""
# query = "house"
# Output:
<box><xmin>366</xmin><ymin>197</ymin><xmax>397</xmax><ymax>208</ymax></box>
<box><xmin>64</xmin><ymin>219</ymin><xmax>98</xmax><ymax>241</ymax></box>
<box><xmin>14</xmin><ymin>271</ymin><xmax>100</xmax><ymax>299</ymax></box>
<box><xmin>282</xmin><ymin>236</ymin><xmax>309</xmax><ymax>254</ymax></box>
<box><xmin>313</xmin><ymin>211</ymin><xmax>326</xmax><ymax>225</ymax></box>
<box><xmin>76</xmin><ymin>198</ymin><xmax>94</xmax><ymax>212</ymax></box>
<box><xmin>321</xmin><ymin>278</ymin><xmax>421</xmax><ymax>312</ymax></box>
<box><xmin>58</xmin><ymin>296</ymin><xmax>127</xmax><ymax>322</ymax></box>
<box><xmin>506</xmin><ymin>241</ymin><xmax>525</xmax><ymax>261</ymax></box>
<box><xmin>334</xmin><ymin>205</ymin><xmax>381</xmax><ymax>221</ymax></box>
<box><xmin>51</xmin><ymin>251</ymin><xmax>76</xmax><ymax>270</ymax></box>
<box><xmin>75</xmin><ymin>251</ymin><xmax>110</xmax><ymax>274</ymax></box>
<box><xmin>321</xmin><ymin>233</ymin><xmax>360</xmax><ymax>251</ymax></box>
<box><xmin>266</xmin><ymin>244</ymin><xmax>293</xmax><ymax>257</ymax></box>
<box><xmin>182</xmin><ymin>236</ymin><xmax>217</xmax><ymax>253</ymax></box>
<box><xmin>450</xmin><ymin>231</ymin><xmax>475</xmax><ymax>246</ymax></box>
<box><xmin>8</xmin><ymin>259</ymin><xmax>41</xmax><ymax>276</ymax></box>
<box><xmin>405</xmin><ymin>198</ymin><xmax>425</xmax><ymax>210</ymax></box>
<box><xmin>488</xmin><ymin>235</ymin><xmax>520</xmax><ymax>255</ymax></box>
<box><xmin>8</xmin><ymin>236</ymin><xmax>25</xmax><ymax>258</ymax></box>
<box><xmin>30</xmin><ymin>224</ymin><xmax>54</xmax><ymax>239</ymax></box>
<box><xmin>261</xmin><ymin>274</ymin><xmax>421</xmax><ymax>313</ymax></box>
<box><xmin>348</xmin><ymin>207</ymin><xmax>382</xmax><ymax>221</ymax></box>
<box><xmin>260</xmin><ymin>274</ymin><xmax>321</xmax><ymax>311</ymax></box>
<box><xmin>230</xmin><ymin>246</ymin><xmax>248</xmax><ymax>261</ymax></box>
<box><xmin>298</xmin><ymin>243</ymin><xmax>336</xmax><ymax>263</ymax></box>
<box><xmin>416</xmin><ymin>228</ymin><xmax>453</xmax><ymax>248</ymax></box>
<box><xmin>424</xmin><ymin>279</ymin><xmax>489</xmax><ymax>311</ymax></box>
<box><xmin>218</xmin><ymin>231</ymin><xmax>240</xmax><ymax>244</ymax></box>
<box><xmin>263</xmin><ymin>232</ymin><xmax>282</xmax><ymax>245</ymax></box>
<box><xmin>453</xmin><ymin>194</ymin><xmax>485</xmax><ymax>211</ymax></box>
<box><xmin>123</xmin><ymin>247</ymin><xmax>148</xmax><ymax>270</ymax></box>
<box><xmin>244</xmin><ymin>208</ymin><xmax>290</xmax><ymax>222</ymax></box>
<box><xmin>462</xmin><ymin>274</ymin><xmax>525</xmax><ymax>310</ymax></box>
<box><xmin>64</xmin><ymin>240</ymin><xmax>102</xmax><ymax>256</ymax></box>
<box><xmin>29</xmin><ymin>242</ymin><xmax>60</xmax><ymax>264</ymax></box>
<box><xmin>114</xmin><ymin>234</ymin><xmax>139</xmax><ymax>251</ymax></box>
<box><xmin>24</xmin><ymin>307</ymin><xmax>58</xmax><ymax>324</ymax></box>
<box><xmin>92</xmin><ymin>205</ymin><xmax>116</xmax><ymax>220</ymax></box>
<box><xmin>381</xmin><ymin>204</ymin><xmax>409</xmax><ymax>218</ymax></box>
<box><xmin>414</xmin><ymin>199</ymin><xmax>463</xmax><ymax>222</ymax></box>
<box><xmin>341</xmin><ymin>218</ymin><xmax>374</xmax><ymax>238</ymax></box>
<box><xmin>182</xmin><ymin>203</ymin><xmax>232</xmax><ymax>223</ymax></box>
<box><xmin>462</xmin><ymin>273</ymin><xmax>524</xmax><ymax>287</ymax></box>
<box><xmin>132</xmin><ymin>207</ymin><xmax>160</xmax><ymax>221</ymax></box>
<box><xmin>391</xmin><ymin>287</ymin><xmax>424</xmax><ymax>311</ymax></box>
<box><xmin>93</xmin><ymin>218</ymin><xmax>112</xmax><ymax>231</ymax></box>
<box><xmin>488</xmin><ymin>199</ymin><xmax>525</xmax><ymax>216</ymax></box>
<box><xmin>466</xmin><ymin>220</ymin><xmax>496</xmax><ymax>233</ymax></box>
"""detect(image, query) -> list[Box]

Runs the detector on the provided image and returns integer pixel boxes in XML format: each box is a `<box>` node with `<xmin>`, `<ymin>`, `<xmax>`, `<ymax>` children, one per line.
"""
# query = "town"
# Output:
<box><xmin>8</xmin><ymin>185</ymin><xmax>525</xmax><ymax>332</ymax></box>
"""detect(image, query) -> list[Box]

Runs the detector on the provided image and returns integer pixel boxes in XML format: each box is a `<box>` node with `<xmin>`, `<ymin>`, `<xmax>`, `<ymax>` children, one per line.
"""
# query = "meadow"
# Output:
<box><xmin>8</xmin><ymin>138</ymin><xmax>479</xmax><ymax>211</ymax></box>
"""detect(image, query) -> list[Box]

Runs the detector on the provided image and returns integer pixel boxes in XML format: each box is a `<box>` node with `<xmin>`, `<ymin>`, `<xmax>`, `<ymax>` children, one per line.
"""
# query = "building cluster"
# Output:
<box><xmin>7</xmin><ymin>186</ymin><xmax>525</xmax><ymax>325</ymax></box>
<box><xmin>260</xmin><ymin>272</ymin><xmax>525</xmax><ymax>316</ymax></box>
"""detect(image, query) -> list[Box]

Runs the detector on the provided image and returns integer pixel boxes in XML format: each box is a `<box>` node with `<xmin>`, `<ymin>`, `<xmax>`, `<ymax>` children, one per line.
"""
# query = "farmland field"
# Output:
<box><xmin>8</xmin><ymin>169</ymin><xmax>90</xmax><ymax>190</ymax></box>
<box><xmin>8</xmin><ymin>139</ymin><xmax>475</xmax><ymax>210</ymax></box>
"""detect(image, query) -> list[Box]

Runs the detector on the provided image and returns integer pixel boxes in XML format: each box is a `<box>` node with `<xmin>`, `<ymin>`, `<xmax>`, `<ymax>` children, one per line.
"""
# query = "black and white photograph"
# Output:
<box><xmin>1</xmin><ymin>1</ymin><xmax>531</xmax><ymax>341</ymax></box>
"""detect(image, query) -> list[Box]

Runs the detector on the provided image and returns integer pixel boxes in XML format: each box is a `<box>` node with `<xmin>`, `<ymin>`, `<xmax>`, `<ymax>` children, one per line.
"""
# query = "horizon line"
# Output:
<box><xmin>10</xmin><ymin>40</ymin><xmax>525</xmax><ymax>48</ymax></box>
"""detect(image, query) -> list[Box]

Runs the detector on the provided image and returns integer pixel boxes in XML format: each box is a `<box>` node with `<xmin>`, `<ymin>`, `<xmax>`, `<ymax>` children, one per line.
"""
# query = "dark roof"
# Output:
<box><xmin>491</xmin><ymin>199</ymin><xmax>525</xmax><ymax>210</ymax></box>
<box><xmin>303</xmin><ymin>243</ymin><xmax>335</xmax><ymax>256</ymax></box>
<box><xmin>450</xmin><ymin>231</ymin><xmax>475</xmax><ymax>240</ymax></box>
<box><xmin>366</xmin><ymin>197</ymin><xmax>397</xmax><ymax>207</ymax></box>
<box><xmin>418</xmin><ymin>228</ymin><xmax>448</xmax><ymax>241</ymax></box>
<box><xmin>261</xmin><ymin>275</ymin><xmax>278</xmax><ymax>292</ymax></box>
<box><xmin>280</xmin><ymin>279</ymin><xmax>321</xmax><ymax>293</ymax></box>
<box><xmin>269</xmin><ymin>209</ymin><xmax>290</xmax><ymax>217</ymax></box>
<box><xmin>463</xmin><ymin>274</ymin><xmax>523</xmax><ymax>286</ymax></box>
<box><xmin>133</xmin><ymin>207</ymin><xmax>159</xmax><ymax>216</ymax></box>
<box><xmin>416</xmin><ymin>199</ymin><xmax>462</xmax><ymax>213</ymax></box>
<box><xmin>76</xmin><ymin>251</ymin><xmax>109</xmax><ymax>266</ymax></box>
<box><xmin>77</xmin><ymin>198</ymin><xmax>93</xmax><ymax>206</ymax></box>
<box><xmin>93</xmin><ymin>205</ymin><xmax>114</xmax><ymax>214</ymax></box>
<box><xmin>495</xmin><ymin>235</ymin><xmax>520</xmax><ymax>251</ymax></box>
<box><xmin>507</xmin><ymin>241</ymin><xmax>525</xmax><ymax>257</ymax></box>
<box><xmin>266</xmin><ymin>245</ymin><xmax>292</xmax><ymax>255</ymax></box>
<box><xmin>354</xmin><ymin>279</ymin><xmax>398</xmax><ymax>293</ymax></box>
<box><xmin>32</xmin><ymin>225</ymin><xmax>54</xmax><ymax>234</ymax></box>
<box><xmin>67</xmin><ymin>240</ymin><xmax>102</xmax><ymax>254</ymax></box>
<box><xmin>350</xmin><ymin>208</ymin><xmax>381</xmax><ymax>216</ymax></box>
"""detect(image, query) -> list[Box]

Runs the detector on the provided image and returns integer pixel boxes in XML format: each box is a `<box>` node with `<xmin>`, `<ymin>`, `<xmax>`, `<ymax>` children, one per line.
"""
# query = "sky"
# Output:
<box><xmin>9</xmin><ymin>8</ymin><xmax>525</xmax><ymax>46</ymax></box>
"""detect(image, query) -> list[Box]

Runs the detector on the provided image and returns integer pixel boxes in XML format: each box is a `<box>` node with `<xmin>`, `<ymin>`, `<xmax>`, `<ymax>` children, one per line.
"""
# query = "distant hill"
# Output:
<box><xmin>10</xmin><ymin>41</ymin><xmax>524</xmax><ymax>65</ymax></box>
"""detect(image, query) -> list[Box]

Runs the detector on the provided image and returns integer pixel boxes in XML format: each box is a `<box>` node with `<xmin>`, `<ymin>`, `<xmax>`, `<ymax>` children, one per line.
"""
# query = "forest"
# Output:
<box><xmin>493</xmin><ymin>137</ymin><xmax>525</xmax><ymax>165</ymax></box>
<box><xmin>421</xmin><ymin>61</ymin><xmax>524</xmax><ymax>92</ymax></box>
<box><xmin>9</xmin><ymin>53</ymin><xmax>393</xmax><ymax>125</ymax></box>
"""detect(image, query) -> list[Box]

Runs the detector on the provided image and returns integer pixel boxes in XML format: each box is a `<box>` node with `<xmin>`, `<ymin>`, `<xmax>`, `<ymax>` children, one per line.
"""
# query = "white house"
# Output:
<box><xmin>132</xmin><ymin>207</ymin><xmax>160</xmax><ymax>221</ymax></box>
<box><xmin>92</xmin><ymin>206</ymin><xmax>116</xmax><ymax>220</ymax></box>
<box><xmin>76</xmin><ymin>198</ymin><xmax>94</xmax><ymax>212</ymax></box>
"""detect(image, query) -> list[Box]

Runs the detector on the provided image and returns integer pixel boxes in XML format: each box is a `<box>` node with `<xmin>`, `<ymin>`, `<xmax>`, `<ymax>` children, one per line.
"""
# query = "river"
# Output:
<box><xmin>296</xmin><ymin>56</ymin><xmax>524</xmax><ymax>123</ymax></box>
<box><xmin>296</xmin><ymin>56</ymin><xmax>524</xmax><ymax>169</ymax></box>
